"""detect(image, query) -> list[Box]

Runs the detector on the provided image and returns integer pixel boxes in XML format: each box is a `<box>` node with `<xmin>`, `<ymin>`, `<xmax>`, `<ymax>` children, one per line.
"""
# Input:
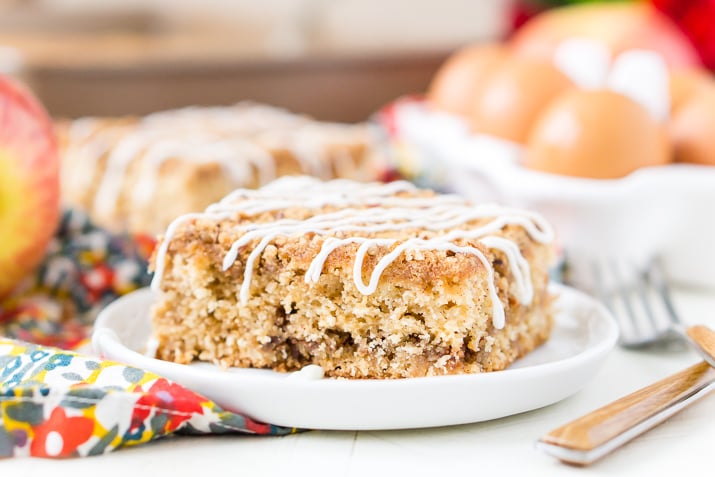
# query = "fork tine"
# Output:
<box><xmin>631</xmin><ymin>263</ymin><xmax>667</xmax><ymax>338</ymax></box>
<box><xmin>589</xmin><ymin>257</ymin><xmax>702</xmax><ymax>353</ymax></box>
<box><xmin>591</xmin><ymin>259</ymin><xmax>638</xmax><ymax>344</ymax></box>
<box><xmin>591</xmin><ymin>258</ymin><xmax>677</xmax><ymax>347</ymax></box>
<box><xmin>645</xmin><ymin>259</ymin><xmax>682</xmax><ymax>329</ymax></box>
<box><xmin>610</xmin><ymin>259</ymin><xmax>655</xmax><ymax>345</ymax></box>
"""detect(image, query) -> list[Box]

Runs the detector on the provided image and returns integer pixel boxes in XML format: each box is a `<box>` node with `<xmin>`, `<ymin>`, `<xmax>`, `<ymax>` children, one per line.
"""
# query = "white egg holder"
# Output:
<box><xmin>380</xmin><ymin>98</ymin><xmax>715</xmax><ymax>290</ymax></box>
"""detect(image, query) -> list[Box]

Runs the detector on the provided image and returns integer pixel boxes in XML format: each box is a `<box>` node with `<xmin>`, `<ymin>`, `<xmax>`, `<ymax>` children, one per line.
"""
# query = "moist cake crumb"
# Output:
<box><xmin>150</xmin><ymin>176</ymin><xmax>556</xmax><ymax>379</ymax></box>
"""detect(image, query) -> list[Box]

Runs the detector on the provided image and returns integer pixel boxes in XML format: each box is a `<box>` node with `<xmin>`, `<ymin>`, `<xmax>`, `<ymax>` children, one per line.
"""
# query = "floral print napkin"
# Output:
<box><xmin>0</xmin><ymin>209</ymin><xmax>294</xmax><ymax>459</ymax></box>
<box><xmin>0</xmin><ymin>209</ymin><xmax>152</xmax><ymax>348</ymax></box>
<box><xmin>0</xmin><ymin>339</ymin><xmax>293</xmax><ymax>458</ymax></box>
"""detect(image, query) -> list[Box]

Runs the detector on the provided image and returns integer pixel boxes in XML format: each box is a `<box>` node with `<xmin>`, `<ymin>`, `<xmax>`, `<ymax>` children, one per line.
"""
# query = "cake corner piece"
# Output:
<box><xmin>150</xmin><ymin>176</ymin><xmax>557</xmax><ymax>379</ymax></box>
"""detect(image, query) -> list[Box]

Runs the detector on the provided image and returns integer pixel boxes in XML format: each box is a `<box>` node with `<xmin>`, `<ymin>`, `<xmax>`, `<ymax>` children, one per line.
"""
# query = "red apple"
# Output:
<box><xmin>510</xmin><ymin>3</ymin><xmax>701</xmax><ymax>69</ymax></box>
<box><xmin>0</xmin><ymin>76</ymin><xmax>60</xmax><ymax>298</ymax></box>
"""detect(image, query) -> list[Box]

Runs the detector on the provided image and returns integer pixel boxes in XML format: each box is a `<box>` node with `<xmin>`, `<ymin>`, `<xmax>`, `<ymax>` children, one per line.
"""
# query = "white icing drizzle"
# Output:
<box><xmin>67</xmin><ymin>103</ymin><xmax>366</xmax><ymax>220</ymax></box>
<box><xmin>93</xmin><ymin>129</ymin><xmax>171</xmax><ymax>218</ymax></box>
<box><xmin>152</xmin><ymin>211</ymin><xmax>236</xmax><ymax>293</ymax></box>
<box><xmin>255</xmin><ymin>129</ymin><xmax>331</xmax><ymax>179</ymax></box>
<box><xmin>62</xmin><ymin>118</ymin><xmax>136</xmax><ymax>203</ymax></box>
<box><xmin>67</xmin><ymin>117</ymin><xmax>102</xmax><ymax>144</ymax></box>
<box><xmin>287</xmin><ymin>364</ymin><xmax>325</xmax><ymax>380</ymax></box>
<box><xmin>132</xmin><ymin>136</ymin><xmax>276</xmax><ymax>207</ymax></box>
<box><xmin>151</xmin><ymin>177</ymin><xmax>554</xmax><ymax>330</ymax></box>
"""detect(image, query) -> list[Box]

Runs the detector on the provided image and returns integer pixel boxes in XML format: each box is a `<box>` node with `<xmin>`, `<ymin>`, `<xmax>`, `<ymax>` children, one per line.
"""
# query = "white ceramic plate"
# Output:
<box><xmin>92</xmin><ymin>283</ymin><xmax>617</xmax><ymax>431</ymax></box>
<box><xmin>382</xmin><ymin>100</ymin><xmax>715</xmax><ymax>290</ymax></box>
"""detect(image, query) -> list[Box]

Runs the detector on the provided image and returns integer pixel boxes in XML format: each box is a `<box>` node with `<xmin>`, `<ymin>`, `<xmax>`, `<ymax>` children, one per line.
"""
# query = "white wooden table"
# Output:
<box><xmin>5</xmin><ymin>287</ymin><xmax>714</xmax><ymax>476</ymax></box>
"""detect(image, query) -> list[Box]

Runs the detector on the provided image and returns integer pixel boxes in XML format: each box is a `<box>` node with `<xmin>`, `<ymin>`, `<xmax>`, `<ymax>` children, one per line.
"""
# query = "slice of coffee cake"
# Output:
<box><xmin>150</xmin><ymin>176</ymin><xmax>555</xmax><ymax>379</ymax></box>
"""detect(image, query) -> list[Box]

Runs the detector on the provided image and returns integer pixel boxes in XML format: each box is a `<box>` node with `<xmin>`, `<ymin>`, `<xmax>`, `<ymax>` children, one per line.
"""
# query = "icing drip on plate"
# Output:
<box><xmin>151</xmin><ymin>176</ymin><xmax>554</xmax><ymax>330</ymax></box>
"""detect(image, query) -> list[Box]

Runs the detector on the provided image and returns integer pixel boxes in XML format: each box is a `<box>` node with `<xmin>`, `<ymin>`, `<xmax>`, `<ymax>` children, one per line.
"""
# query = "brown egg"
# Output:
<box><xmin>524</xmin><ymin>89</ymin><xmax>671</xmax><ymax>178</ymax></box>
<box><xmin>427</xmin><ymin>44</ymin><xmax>506</xmax><ymax>117</ymax></box>
<box><xmin>469</xmin><ymin>57</ymin><xmax>574</xmax><ymax>144</ymax></box>
<box><xmin>671</xmin><ymin>85</ymin><xmax>715</xmax><ymax>166</ymax></box>
<box><xmin>670</xmin><ymin>68</ymin><xmax>714</xmax><ymax>113</ymax></box>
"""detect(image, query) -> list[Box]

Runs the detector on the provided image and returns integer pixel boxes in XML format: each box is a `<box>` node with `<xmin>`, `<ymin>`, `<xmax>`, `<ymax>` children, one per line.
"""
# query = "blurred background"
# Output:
<box><xmin>0</xmin><ymin>0</ymin><xmax>710</xmax><ymax>121</ymax></box>
<box><xmin>0</xmin><ymin>0</ymin><xmax>511</xmax><ymax>120</ymax></box>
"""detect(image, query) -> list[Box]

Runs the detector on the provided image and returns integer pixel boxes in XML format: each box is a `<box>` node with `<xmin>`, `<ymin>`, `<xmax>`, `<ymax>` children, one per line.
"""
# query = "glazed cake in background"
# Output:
<box><xmin>56</xmin><ymin>103</ymin><xmax>379</xmax><ymax>235</ymax></box>
<box><xmin>149</xmin><ymin>176</ymin><xmax>556</xmax><ymax>379</ymax></box>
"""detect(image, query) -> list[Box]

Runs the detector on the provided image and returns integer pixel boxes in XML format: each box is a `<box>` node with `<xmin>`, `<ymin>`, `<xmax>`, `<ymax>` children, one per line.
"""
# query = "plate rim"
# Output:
<box><xmin>93</xmin><ymin>282</ymin><xmax>619</xmax><ymax>429</ymax></box>
<box><xmin>93</xmin><ymin>282</ymin><xmax>618</xmax><ymax>387</ymax></box>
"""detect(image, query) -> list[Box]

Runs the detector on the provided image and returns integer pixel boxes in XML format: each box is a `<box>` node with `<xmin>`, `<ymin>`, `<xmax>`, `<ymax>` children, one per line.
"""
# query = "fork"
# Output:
<box><xmin>536</xmin><ymin>259</ymin><xmax>715</xmax><ymax>465</ymax></box>
<box><xmin>592</xmin><ymin>260</ymin><xmax>715</xmax><ymax>367</ymax></box>
<box><xmin>592</xmin><ymin>259</ymin><xmax>715</xmax><ymax>366</ymax></box>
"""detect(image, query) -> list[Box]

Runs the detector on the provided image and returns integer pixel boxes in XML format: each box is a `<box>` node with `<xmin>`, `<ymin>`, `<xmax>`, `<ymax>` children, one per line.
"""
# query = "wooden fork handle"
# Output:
<box><xmin>537</xmin><ymin>361</ymin><xmax>715</xmax><ymax>465</ymax></box>
<box><xmin>685</xmin><ymin>325</ymin><xmax>715</xmax><ymax>366</ymax></box>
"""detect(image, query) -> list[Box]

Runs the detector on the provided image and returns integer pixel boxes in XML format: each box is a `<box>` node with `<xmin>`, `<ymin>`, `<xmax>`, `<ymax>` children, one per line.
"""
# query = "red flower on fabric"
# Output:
<box><xmin>131</xmin><ymin>379</ymin><xmax>205</xmax><ymax>434</ymax></box>
<box><xmin>79</xmin><ymin>264</ymin><xmax>115</xmax><ymax>302</ymax></box>
<box><xmin>244</xmin><ymin>419</ymin><xmax>272</xmax><ymax>434</ymax></box>
<box><xmin>30</xmin><ymin>407</ymin><xmax>95</xmax><ymax>458</ymax></box>
<box><xmin>132</xmin><ymin>233</ymin><xmax>157</xmax><ymax>261</ymax></box>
